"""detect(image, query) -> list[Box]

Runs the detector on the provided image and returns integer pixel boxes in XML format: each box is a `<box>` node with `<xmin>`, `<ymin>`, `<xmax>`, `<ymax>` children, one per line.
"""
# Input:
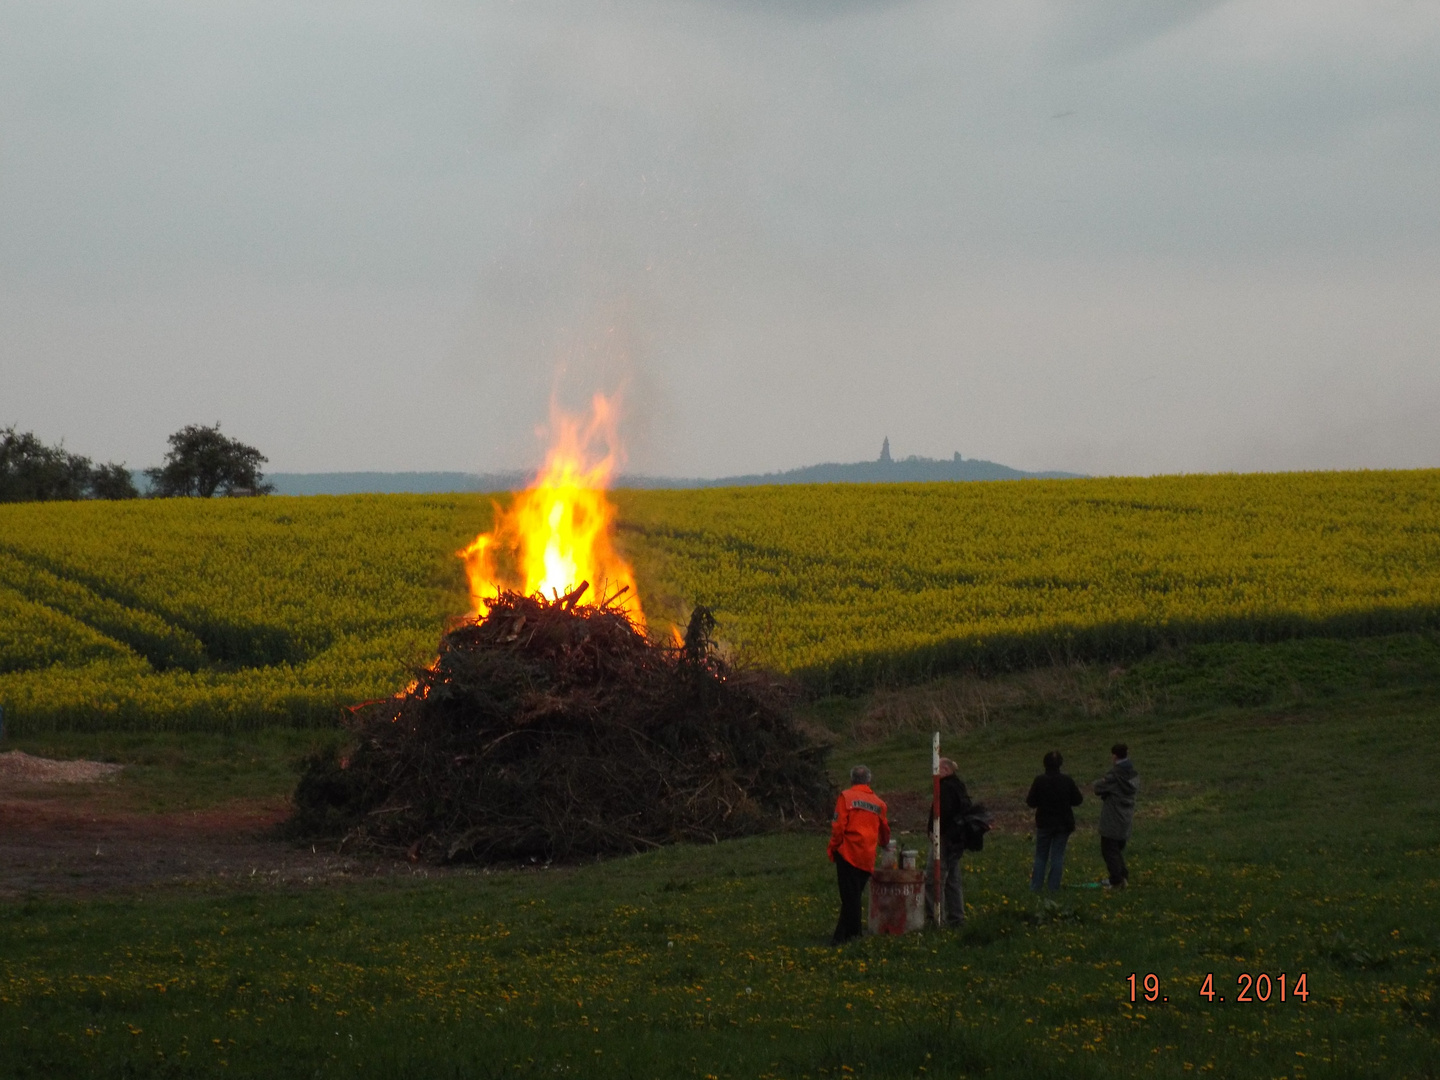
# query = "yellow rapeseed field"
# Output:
<box><xmin>619</xmin><ymin>470</ymin><xmax>1440</xmax><ymax>688</ymax></box>
<box><xmin>2</xmin><ymin>470</ymin><xmax>1438</xmax><ymax>730</ymax></box>
<box><xmin>0</xmin><ymin>495</ymin><xmax>489</xmax><ymax>731</ymax></box>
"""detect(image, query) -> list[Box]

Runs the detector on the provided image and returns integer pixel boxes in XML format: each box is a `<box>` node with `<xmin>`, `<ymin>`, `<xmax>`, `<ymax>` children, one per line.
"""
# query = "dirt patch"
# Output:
<box><xmin>878</xmin><ymin>789</ymin><xmax>1030</xmax><ymax>837</ymax></box>
<box><xmin>879</xmin><ymin>789</ymin><xmax>931</xmax><ymax>833</ymax></box>
<box><xmin>1243</xmin><ymin>711</ymin><xmax>1317</xmax><ymax>727</ymax></box>
<box><xmin>0</xmin><ymin>788</ymin><xmax>463</xmax><ymax>899</ymax></box>
<box><xmin>985</xmin><ymin>797</ymin><xmax>1034</xmax><ymax>836</ymax></box>
<box><xmin>855</xmin><ymin>664</ymin><xmax>1116</xmax><ymax>743</ymax></box>
<box><xmin>0</xmin><ymin>750</ymin><xmax>124</xmax><ymax>784</ymax></box>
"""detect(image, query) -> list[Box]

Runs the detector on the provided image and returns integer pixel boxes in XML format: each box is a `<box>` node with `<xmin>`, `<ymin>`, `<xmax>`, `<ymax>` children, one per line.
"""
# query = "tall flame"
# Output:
<box><xmin>460</xmin><ymin>393</ymin><xmax>644</xmax><ymax>628</ymax></box>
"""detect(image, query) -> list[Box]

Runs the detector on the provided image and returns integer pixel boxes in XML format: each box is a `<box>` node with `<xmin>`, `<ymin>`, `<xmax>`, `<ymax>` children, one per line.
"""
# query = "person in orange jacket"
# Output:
<box><xmin>828</xmin><ymin>765</ymin><xmax>891</xmax><ymax>945</ymax></box>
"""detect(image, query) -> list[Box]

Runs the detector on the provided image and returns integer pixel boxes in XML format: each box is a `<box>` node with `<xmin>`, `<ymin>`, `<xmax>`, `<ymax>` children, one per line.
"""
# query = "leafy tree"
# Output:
<box><xmin>88</xmin><ymin>461</ymin><xmax>141</xmax><ymax>500</ymax></box>
<box><xmin>0</xmin><ymin>427</ymin><xmax>137</xmax><ymax>502</ymax></box>
<box><xmin>0</xmin><ymin>427</ymin><xmax>89</xmax><ymax>501</ymax></box>
<box><xmin>145</xmin><ymin>424</ymin><xmax>274</xmax><ymax>498</ymax></box>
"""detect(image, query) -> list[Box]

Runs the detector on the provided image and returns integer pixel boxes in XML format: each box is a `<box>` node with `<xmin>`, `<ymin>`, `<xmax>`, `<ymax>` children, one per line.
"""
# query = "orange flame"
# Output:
<box><xmin>459</xmin><ymin>393</ymin><xmax>644</xmax><ymax>628</ymax></box>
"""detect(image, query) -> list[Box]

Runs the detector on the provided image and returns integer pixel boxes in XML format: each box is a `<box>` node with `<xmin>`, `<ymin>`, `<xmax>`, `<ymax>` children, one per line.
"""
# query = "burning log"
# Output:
<box><xmin>288</xmin><ymin>591</ymin><xmax>833</xmax><ymax>863</ymax></box>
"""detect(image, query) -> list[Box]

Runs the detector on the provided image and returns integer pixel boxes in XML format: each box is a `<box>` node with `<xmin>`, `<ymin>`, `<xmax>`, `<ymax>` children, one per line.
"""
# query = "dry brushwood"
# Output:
<box><xmin>288</xmin><ymin>587</ymin><xmax>833</xmax><ymax>863</ymax></box>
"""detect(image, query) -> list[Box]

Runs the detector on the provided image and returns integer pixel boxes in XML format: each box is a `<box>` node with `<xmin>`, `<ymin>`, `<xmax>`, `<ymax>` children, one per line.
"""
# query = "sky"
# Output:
<box><xmin>2</xmin><ymin>0</ymin><xmax>1438</xmax><ymax>478</ymax></box>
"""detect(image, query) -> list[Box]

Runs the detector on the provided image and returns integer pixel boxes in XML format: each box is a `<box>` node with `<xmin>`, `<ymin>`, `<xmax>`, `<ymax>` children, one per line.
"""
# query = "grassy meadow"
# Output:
<box><xmin>3</xmin><ymin>634</ymin><xmax>1439</xmax><ymax>1078</ymax></box>
<box><xmin>3</xmin><ymin>470</ymin><xmax>1440</xmax><ymax>731</ymax></box>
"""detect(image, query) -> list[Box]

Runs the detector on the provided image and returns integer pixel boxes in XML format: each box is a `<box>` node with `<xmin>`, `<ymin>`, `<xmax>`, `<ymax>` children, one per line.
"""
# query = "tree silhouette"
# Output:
<box><xmin>88</xmin><ymin>462</ymin><xmax>141</xmax><ymax>500</ymax></box>
<box><xmin>0</xmin><ymin>427</ymin><xmax>138</xmax><ymax>502</ymax></box>
<box><xmin>146</xmin><ymin>424</ymin><xmax>274</xmax><ymax>498</ymax></box>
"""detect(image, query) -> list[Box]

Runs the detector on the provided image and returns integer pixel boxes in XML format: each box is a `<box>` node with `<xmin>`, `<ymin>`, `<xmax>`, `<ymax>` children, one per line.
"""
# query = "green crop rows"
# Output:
<box><xmin>0</xmin><ymin>496</ymin><xmax>489</xmax><ymax>732</ymax></box>
<box><xmin>3</xmin><ymin>470</ymin><xmax>1439</xmax><ymax>732</ymax></box>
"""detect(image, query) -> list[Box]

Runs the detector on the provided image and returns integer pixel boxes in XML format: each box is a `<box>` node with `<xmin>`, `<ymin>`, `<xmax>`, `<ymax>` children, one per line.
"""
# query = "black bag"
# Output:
<box><xmin>961</xmin><ymin>804</ymin><xmax>992</xmax><ymax>852</ymax></box>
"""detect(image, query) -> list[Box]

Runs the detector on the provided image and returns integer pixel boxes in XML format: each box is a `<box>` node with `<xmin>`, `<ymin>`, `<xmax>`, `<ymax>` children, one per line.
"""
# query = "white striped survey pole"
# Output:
<box><xmin>931</xmin><ymin>731</ymin><xmax>942</xmax><ymax>926</ymax></box>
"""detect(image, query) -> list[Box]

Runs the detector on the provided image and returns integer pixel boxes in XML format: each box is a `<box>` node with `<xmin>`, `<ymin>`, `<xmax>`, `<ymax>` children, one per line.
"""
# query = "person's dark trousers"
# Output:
<box><xmin>1100</xmin><ymin>836</ymin><xmax>1128</xmax><ymax>887</ymax></box>
<box><xmin>831</xmin><ymin>855</ymin><xmax>871</xmax><ymax>944</ymax></box>
<box><xmin>1031</xmin><ymin>828</ymin><xmax>1071</xmax><ymax>891</ymax></box>
<box><xmin>942</xmin><ymin>848</ymin><xmax>964</xmax><ymax>925</ymax></box>
<box><xmin>925</xmin><ymin>845</ymin><xmax>965</xmax><ymax>926</ymax></box>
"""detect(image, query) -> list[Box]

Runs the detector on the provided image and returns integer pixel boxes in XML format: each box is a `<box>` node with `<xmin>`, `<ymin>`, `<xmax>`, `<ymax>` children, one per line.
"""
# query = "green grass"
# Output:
<box><xmin>3</xmin><ymin>636</ymin><xmax>1438</xmax><ymax>1078</ymax></box>
<box><xmin>4</xmin><ymin>729</ymin><xmax>339</xmax><ymax>813</ymax></box>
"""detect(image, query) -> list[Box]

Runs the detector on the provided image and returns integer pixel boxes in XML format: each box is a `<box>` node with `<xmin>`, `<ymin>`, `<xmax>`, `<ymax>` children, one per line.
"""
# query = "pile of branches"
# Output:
<box><xmin>289</xmin><ymin>586</ymin><xmax>833</xmax><ymax>863</ymax></box>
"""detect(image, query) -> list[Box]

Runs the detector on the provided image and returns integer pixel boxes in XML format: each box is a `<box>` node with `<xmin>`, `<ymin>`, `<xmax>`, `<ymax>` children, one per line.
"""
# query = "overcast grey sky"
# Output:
<box><xmin>2</xmin><ymin>0</ymin><xmax>1438</xmax><ymax>477</ymax></box>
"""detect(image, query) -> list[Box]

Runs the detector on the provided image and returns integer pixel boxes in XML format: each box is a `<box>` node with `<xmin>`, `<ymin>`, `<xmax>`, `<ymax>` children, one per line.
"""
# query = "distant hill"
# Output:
<box><xmin>259</xmin><ymin>446</ymin><xmax>1082</xmax><ymax>496</ymax></box>
<box><xmin>683</xmin><ymin>452</ymin><xmax>1082</xmax><ymax>488</ymax></box>
<box><xmin>264</xmin><ymin>471</ymin><xmax>530</xmax><ymax>496</ymax></box>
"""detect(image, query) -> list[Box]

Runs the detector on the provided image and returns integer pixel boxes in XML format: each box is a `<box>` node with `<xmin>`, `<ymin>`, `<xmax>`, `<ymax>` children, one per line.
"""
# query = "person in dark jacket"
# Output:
<box><xmin>1026</xmin><ymin>750</ymin><xmax>1084</xmax><ymax>891</ymax></box>
<box><xmin>1094</xmin><ymin>742</ymin><xmax>1139</xmax><ymax>888</ymax></box>
<box><xmin>926</xmin><ymin>757</ymin><xmax>972</xmax><ymax>926</ymax></box>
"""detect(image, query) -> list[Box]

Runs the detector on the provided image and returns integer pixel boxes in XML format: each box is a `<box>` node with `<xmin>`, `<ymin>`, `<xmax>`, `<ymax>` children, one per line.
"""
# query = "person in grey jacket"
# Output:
<box><xmin>1094</xmin><ymin>743</ymin><xmax>1138</xmax><ymax>888</ymax></box>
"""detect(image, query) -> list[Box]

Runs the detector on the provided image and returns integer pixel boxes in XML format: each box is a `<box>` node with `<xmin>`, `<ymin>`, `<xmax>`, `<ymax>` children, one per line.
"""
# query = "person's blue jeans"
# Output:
<box><xmin>1031</xmin><ymin>827</ymin><xmax>1071</xmax><ymax>891</ymax></box>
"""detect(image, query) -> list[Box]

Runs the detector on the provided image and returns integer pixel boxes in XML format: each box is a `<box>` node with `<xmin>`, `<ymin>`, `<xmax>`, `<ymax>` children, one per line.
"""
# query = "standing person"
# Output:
<box><xmin>926</xmin><ymin>757</ymin><xmax>972</xmax><ymax>926</ymax></box>
<box><xmin>828</xmin><ymin>765</ymin><xmax>891</xmax><ymax>945</ymax></box>
<box><xmin>1026</xmin><ymin>750</ymin><xmax>1084</xmax><ymax>891</ymax></box>
<box><xmin>1094</xmin><ymin>743</ymin><xmax>1139</xmax><ymax>889</ymax></box>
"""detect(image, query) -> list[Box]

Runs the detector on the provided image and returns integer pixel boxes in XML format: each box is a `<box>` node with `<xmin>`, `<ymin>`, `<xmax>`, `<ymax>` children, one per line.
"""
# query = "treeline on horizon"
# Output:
<box><xmin>1</xmin><ymin>424</ymin><xmax>272</xmax><ymax>502</ymax></box>
<box><xmin>3</xmin><ymin>425</ymin><xmax>1080</xmax><ymax>501</ymax></box>
<box><xmin>264</xmin><ymin>449</ymin><xmax>1081</xmax><ymax>496</ymax></box>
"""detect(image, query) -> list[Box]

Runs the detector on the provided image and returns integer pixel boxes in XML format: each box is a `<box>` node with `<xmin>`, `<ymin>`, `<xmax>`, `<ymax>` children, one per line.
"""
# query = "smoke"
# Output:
<box><xmin>2</xmin><ymin>0</ymin><xmax>1438</xmax><ymax>474</ymax></box>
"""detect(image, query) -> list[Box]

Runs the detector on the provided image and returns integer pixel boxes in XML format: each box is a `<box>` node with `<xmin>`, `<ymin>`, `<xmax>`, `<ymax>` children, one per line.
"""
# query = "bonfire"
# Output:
<box><xmin>289</xmin><ymin>394</ymin><xmax>832</xmax><ymax>862</ymax></box>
